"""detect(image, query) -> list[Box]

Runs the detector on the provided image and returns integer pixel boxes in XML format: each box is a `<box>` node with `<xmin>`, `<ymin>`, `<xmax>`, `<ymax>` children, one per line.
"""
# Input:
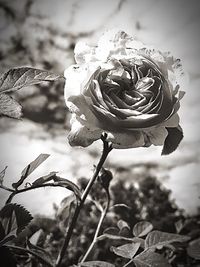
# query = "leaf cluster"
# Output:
<box><xmin>0</xmin><ymin>67</ymin><xmax>63</xmax><ymax>120</ymax></box>
<box><xmin>0</xmin><ymin>160</ymin><xmax>200</xmax><ymax>267</ymax></box>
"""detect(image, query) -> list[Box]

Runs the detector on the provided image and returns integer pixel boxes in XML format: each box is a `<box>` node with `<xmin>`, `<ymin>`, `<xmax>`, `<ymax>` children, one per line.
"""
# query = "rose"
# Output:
<box><xmin>64</xmin><ymin>30</ymin><xmax>185</xmax><ymax>154</ymax></box>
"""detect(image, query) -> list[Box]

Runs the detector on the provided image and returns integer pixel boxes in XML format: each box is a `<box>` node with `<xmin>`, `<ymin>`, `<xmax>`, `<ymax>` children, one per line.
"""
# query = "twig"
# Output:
<box><xmin>5</xmin><ymin>182</ymin><xmax>78</xmax><ymax>204</ymax></box>
<box><xmin>81</xmin><ymin>189</ymin><xmax>110</xmax><ymax>263</ymax></box>
<box><xmin>55</xmin><ymin>135</ymin><xmax>112</xmax><ymax>267</ymax></box>
<box><xmin>0</xmin><ymin>185</ymin><xmax>15</xmax><ymax>193</ymax></box>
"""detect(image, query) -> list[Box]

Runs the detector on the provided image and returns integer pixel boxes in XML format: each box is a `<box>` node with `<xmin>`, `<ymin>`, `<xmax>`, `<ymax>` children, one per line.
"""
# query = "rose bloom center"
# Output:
<box><xmin>87</xmin><ymin>56</ymin><xmax>173</xmax><ymax>130</ymax></box>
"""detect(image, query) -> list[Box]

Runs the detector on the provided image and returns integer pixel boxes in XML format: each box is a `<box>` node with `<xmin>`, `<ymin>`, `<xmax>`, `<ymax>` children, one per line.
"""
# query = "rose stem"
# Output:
<box><xmin>80</xmin><ymin>189</ymin><xmax>110</xmax><ymax>263</ymax></box>
<box><xmin>55</xmin><ymin>134</ymin><xmax>112</xmax><ymax>267</ymax></box>
<box><xmin>123</xmin><ymin>259</ymin><xmax>134</xmax><ymax>267</ymax></box>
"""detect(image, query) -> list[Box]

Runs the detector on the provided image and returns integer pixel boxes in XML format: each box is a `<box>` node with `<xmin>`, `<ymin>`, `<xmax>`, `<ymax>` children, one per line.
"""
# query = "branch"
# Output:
<box><xmin>5</xmin><ymin>182</ymin><xmax>78</xmax><ymax>204</ymax></box>
<box><xmin>55</xmin><ymin>135</ymin><xmax>112</xmax><ymax>267</ymax></box>
<box><xmin>81</xmin><ymin>189</ymin><xmax>110</xmax><ymax>263</ymax></box>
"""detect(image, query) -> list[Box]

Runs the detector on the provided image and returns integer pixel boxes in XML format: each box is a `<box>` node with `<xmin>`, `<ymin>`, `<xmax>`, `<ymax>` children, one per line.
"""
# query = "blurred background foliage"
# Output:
<box><xmin>11</xmin><ymin>174</ymin><xmax>200</xmax><ymax>266</ymax></box>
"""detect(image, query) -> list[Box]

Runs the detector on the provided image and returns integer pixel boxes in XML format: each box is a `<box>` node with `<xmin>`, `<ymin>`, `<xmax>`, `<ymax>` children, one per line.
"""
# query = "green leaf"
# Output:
<box><xmin>187</xmin><ymin>238</ymin><xmax>200</xmax><ymax>260</ymax></box>
<box><xmin>4</xmin><ymin>210</ymin><xmax>17</xmax><ymax>236</ymax></box>
<box><xmin>12</xmin><ymin>154</ymin><xmax>50</xmax><ymax>189</ymax></box>
<box><xmin>133</xmin><ymin>221</ymin><xmax>153</xmax><ymax>237</ymax></box>
<box><xmin>0</xmin><ymin>203</ymin><xmax>33</xmax><ymax>239</ymax></box>
<box><xmin>0</xmin><ymin>166</ymin><xmax>7</xmax><ymax>185</ymax></box>
<box><xmin>0</xmin><ymin>209</ymin><xmax>26</xmax><ymax>246</ymax></box>
<box><xmin>162</xmin><ymin>126</ymin><xmax>183</xmax><ymax>155</ymax></box>
<box><xmin>79</xmin><ymin>261</ymin><xmax>115</xmax><ymax>267</ymax></box>
<box><xmin>0</xmin><ymin>233</ymin><xmax>18</xmax><ymax>246</ymax></box>
<box><xmin>111</xmin><ymin>242</ymin><xmax>140</xmax><ymax>259</ymax></box>
<box><xmin>0</xmin><ymin>223</ymin><xmax>17</xmax><ymax>246</ymax></box>
<box><xmin>0</xmin><ymin>93</ymin><xmax>22</xmax><ymax>119</ymax></box>
<box><xmin>97</xmin><ymin>234</ymin><xmax>145</xmax><ymax>248</ymax></box>
<box><xmin>103</xmin><ymin>227</ymin><xmax>119</xmax><ymax>235</ymax></box>
<box><xmin>21</xmin><ymin>154</ymin><xmax>50</xmax><ymax>178</ymax></box>
<box><xmin>0</xmin><ymin>67</ymin><xmax>63</xmax><ymax>94</ymax></box>
<box><xmin>32</xmin><ymin>171</ymin><xmax>57</xmax><ymax>186</ymax></box>
<box><xmin>53</xmin><ymin>176</ymin><xmax>82</xmax><ymax>200</ymax></box>
<box><xmin>134</xmin><ymin>250</ymin><xmax>171</xmax><ymax>267</ymax></box>
<box><xmin>117</xmin><ymin>220</ymin><xmax>130</xmax><ymax>231</ymax></box>
<box><xmin>57</xmin><ymin>194</ymin><xmax>76</xmax><ymax>220</ymax></box>
<box><xmin>145</xmin><ymin>230</ymin><xmax>190</xmax><ymax>250</ymax></box>
<box><xmin>0</xmin><ymin>210</ymin><xmax>18</xmax><ymax>243</ymax></box>
<box><xmin>26</xmin><ymin>239</ymin><xmax>54</xmax><ymax>265</ymax></box>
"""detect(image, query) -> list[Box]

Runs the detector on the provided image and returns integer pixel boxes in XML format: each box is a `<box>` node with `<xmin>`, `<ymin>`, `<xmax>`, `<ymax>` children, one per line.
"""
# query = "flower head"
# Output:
<box><xmin>64</xmin><ymin>30</ymin><xmax>185</xmax><ymax>154</ymax></box>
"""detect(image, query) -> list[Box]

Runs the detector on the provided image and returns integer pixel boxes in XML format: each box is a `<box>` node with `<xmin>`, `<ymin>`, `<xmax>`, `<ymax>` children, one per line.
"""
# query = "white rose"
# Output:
<box><xmin>64</xmin><ymin>30</ymin><xmax>185</xmax><ymax>154</ymax></box>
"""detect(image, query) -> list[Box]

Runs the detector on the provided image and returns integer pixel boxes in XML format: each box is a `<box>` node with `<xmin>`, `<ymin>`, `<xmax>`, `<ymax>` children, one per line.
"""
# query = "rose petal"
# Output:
<box><xmin>64</xmin><ymin>65</ymin><xmax>87</xmax><ymax>98</ymax></box>
<box><xmin>105</xmin><ymin>101</ymin><xmax>142</xmax><ymax>119</ymax></box>
<box><xmin>172</xmin><ymin>99</ymin><xmax>180</xmax><ymax>114</ymax></box>
<box><xmin>91</xmin><ymin>104</ymin><xmax>164</xmax><ymax>129</ymax></box>
<box><xmin>169</xmin><ymin>57</ymin><xmax>188</xmax><ymax>92</ymax></box>
<box><xmin>146</xmin><ymin>49</ymin><xmax>170</xmax><ymax>78</ymax></box>
<box><xmin>107</xmin><ymin>130</ymin><xmax>145</xmax><ymax>149</ymax></box>
<box><xmin>178</xmin><ymin>90</ymin><xmax>185</xmax><ymax>100</ymax></box>
<box><xmin>145</xmin><ymin>126</ymin><xmax>168</xmax><ymax>146</ymax></box>
<box><xmin>74</xmin><ymin>41</ymin><xmax>96</xmax><ymax>64</ymax></box>
<box><xmin>96</xmin><ymin>30</ymin><xmax>131</xmax><ymax>61</ymax></box>
<box><xmin>172</xmin><ymin>84</ymin><xmax>179</xmax><ymax>96</ymax></box>
<box><xmin>67</xmin><ymin>94</ymin><xmax>100</xmax><ymax>128</ymax></box>
<box><xmin>161</xmin><ymin>113</ymin><xmax>180</xmax><ymax>128</ymax></box>
<box><xmin>64</xmin><ymin>63</ymin><xmax>100</xmax><ymax>100</ymax></box>
<box><xmin>155</xmin><ymin>79</ymin><xmax>173</xmax><ymax>119</ymax></box>
<box><xmin>89</xmin><ymin>80</ymin><xmax>108</xmax><ymax>110</ymax></box>
<box><xmin>68</xmin><ymin>115</ymin><xmax>102</xmax><ymax>147</ymax></box>
<box><xmin>136</xmin><ymin>77</ymin><xmax>155</xmax><ymax>91</ymax></box>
